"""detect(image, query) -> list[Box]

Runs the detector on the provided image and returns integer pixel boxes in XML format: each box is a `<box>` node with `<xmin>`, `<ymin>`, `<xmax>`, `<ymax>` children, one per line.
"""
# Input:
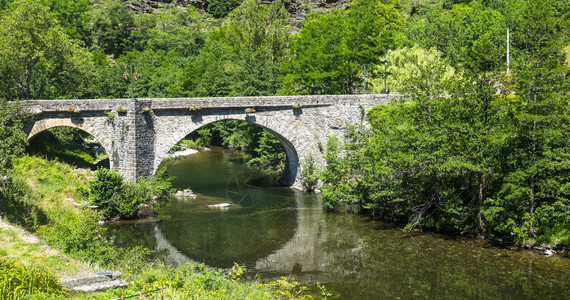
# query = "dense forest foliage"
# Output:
<box><xmin>0</xmin><ymin>0</ymin><xmax>569</xmax><ymax>245</ymax></box>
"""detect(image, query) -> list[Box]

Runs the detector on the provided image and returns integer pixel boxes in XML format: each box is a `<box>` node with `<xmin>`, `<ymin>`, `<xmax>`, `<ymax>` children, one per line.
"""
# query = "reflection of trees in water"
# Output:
<box><xmin>318</xmin><ymin>214</ymin><xmax>368</xmax><ymax>279</ymax></box>
<box><xmin>318</xmin><ymin>215</ymin><xmax>570</xmax><ymax>300</ymax></box>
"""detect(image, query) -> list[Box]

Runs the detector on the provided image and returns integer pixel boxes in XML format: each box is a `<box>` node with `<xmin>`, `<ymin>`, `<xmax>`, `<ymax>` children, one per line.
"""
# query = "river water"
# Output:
<box><xmin>108</xmin><ymin>148</ymin><xmax>569</xmax><ymax>299</ymax></box>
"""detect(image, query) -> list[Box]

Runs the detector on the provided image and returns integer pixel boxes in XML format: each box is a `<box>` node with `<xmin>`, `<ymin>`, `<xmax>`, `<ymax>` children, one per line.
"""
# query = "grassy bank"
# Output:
<box><xmin>0</xmin><ymin>155</ymin><xmax>312</xmax><ymax>299</ymax></box>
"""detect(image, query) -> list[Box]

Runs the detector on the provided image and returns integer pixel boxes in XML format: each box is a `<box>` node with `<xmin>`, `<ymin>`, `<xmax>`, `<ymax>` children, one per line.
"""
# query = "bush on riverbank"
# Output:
<box><xmin>85</xmin><ymin>167</ymin><xmax>174</xmax><ymax>219</ymax></box>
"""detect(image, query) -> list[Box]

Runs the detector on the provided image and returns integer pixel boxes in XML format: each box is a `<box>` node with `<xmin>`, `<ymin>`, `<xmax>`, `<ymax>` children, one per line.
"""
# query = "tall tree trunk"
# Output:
<box><xmin>529</xmin><ymin>66</ymin><xmax>539</xmax><ymax>237</ymax></box>
<box><xmin>426</xmin><ymin>52</ymin><xmax>432</xmax><ymax>125</ymax></box>
<box><xmin>25</xmin><ymin>70</ymin><xmax>32</xmax><ymax>100</ymax></box>
<box><xmin>15</xmin><ymin>78</ymin><xmax>26</xmax><ymax>100</ymax></box>
<box><xmin>477</xmin><ymin>172</ymin><xmax>484</xmax><ymax>234</ymax></box>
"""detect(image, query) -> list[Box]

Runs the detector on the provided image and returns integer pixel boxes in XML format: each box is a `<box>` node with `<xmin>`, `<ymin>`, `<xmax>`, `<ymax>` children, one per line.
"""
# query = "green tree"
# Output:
<box><xmin>488</xmin><ymin>0</ymin><xmax>570</xmax><ymax>241</ymax></box>
<box><xmin>300</xmin><ymin>151</ymin><xmax>319</xmax><ymax>191</ymax></box>
<box><xmin>447</xmin><ymin>4</ymin><xmax>506</xmax><ymax>72</ymax></box>
<box><xmin>183</xmin><ymin>0</ymin><xmax>289</xmax><ymax>97</ymax></box>
<box><xmin>284</xmin><ymin>0</ymin><xmax>402</xmax><ymax>94</ymax></box>
<box><xmin>434</xmin><ymin>75</ymin><xmax>503</xmax><ymax>234</ymax></box>
<box><xmin>0</xmin><ymin>100</ymin><xmax>27</xmax><ymax>173</ymax></box>
<box><xmin>320</xmin><ymin>135</ymin><xmax>362</xmax><ymax>210</ymax></box>
<box><xmin>88</xmin><ymin>1</ymin><xmax>137</xmax><ymax>58</ymax></box>
<box><xmin>404</xmin><ymin>3</ymin><xmax>507</xmax><ymax>73</ymax></box>
<box><xmin>248</xmin><ymin>130</ymin><xmax>285</xmax><ymax>175</ymax></box>
<box><xmin>0</xmin><ymin>0</ymin><xmax>14</xmax><ymax>10</ymax></box>
<box><xmin>182</xmin><ymin>39</ymin><xmax>237</xmax><ymax>97</ymax></box>
<box><xmin>42</xmin><ymin>0</ymin><xmax>90</xmax><ymax>40</ymax></box>
<box><xmin>88</xmin><ymin>49</ymin><xmax>126</xmax><ymax>99</ymax></box>
<box><xmin>0</xmin><ymin>0</ymin><xmax>94</xmax><ymax>100</ymax></box>
<box><xmin>119</xmin><ymin>50</ymin><xmax>190</xmax><ymax>98</ymax></box>
<box><xmin>138</xmin><ymin>6</ymin><xmax>205</xmax><ymax>57</ymax></box>
<box><xmin>88</xmin><ymin>48</ymin><xmax>192</xmax><ymax>99</ymax></box>
<box><xmin>316</xmin><ymin>0</ymin><xmax>570</xmax><ymax>244</ymax></box>
<box><xmin>283</xmin><ymin>10</ymin><xmax>350</xmax><ymax>95</ymax></box>
<box><xmin>208</xmin><ymin>0</ymin><xmax>243</xmax><ymax>18</ymax></box>
<box><xmin>372</xmin><ymin>45</ymin><xmax>459</xmax><ymax>95</ymax></box>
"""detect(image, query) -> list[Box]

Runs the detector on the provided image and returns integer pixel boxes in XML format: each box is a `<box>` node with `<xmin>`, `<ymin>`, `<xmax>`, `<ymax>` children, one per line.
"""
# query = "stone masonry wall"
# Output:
<box><xmin>23</xmin><ymin>94</ymin><xmax>404</xmax><ymax>187</ymax></box>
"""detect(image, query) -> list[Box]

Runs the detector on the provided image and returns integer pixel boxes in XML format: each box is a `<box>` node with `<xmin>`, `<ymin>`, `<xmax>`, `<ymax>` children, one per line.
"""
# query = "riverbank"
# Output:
<box><xmin>343</xmin><ymin>203</ymin><xmax>570</xmax><ymax>257</ymax></box>
<box><xmin>0</xmin><ymin>155</ymin><xmax>312</xmax><ymax>299</ymax></box>
<box><xmin>0</xmin><ymin>214</ymin><xmax>299</xmax><ymax>298</ymax></box>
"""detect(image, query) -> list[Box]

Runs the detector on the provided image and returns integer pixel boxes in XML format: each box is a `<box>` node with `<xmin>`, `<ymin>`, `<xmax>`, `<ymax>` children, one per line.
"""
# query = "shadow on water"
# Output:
<box><xmin>107</xmin><ymin>148</ymin><xmax>570</xmax><ymax>300</ymax></box>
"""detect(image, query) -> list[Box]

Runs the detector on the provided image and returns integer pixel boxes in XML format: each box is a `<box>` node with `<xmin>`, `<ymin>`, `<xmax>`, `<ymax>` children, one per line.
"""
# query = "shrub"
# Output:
<box><xmin>116</xmin><ymin>182</ymin><xmax>144</xmax><ymax>219</ymax></box>
<box><xmin>300</xmin><ymin>152</ymin><xmax>319</xmax><ymax>191</ymax></box>
<box><xmin>87</xmin><ymin>168</ymin><xmax>174</xmax><ymax>219</ymax></box>
<box><xmin>149</xmin><ymin>167</ymin><xmax>175</xmax><ymax>201</ymax></box>
<box><xmin>88</xmin><ymin>168</ymin><xmax>123</xmax><ymax>217</ymax></box>
<box><xmin>39</xmin><ymin>209</ymin><xmax>107</xmax><ymax>254</ymax></box>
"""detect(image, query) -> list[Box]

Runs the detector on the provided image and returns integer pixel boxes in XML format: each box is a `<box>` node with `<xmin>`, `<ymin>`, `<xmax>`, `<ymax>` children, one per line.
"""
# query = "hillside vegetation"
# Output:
<box><xmin>0</xmin><ymin>0</ymin><xmax>569</xmax><ymax>248</ymax></box>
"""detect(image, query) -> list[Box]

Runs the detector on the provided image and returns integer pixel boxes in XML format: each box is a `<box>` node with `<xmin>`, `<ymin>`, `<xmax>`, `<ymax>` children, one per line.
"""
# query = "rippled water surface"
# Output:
<box><xmin>109</xmin><ymin>148</ymin><xmax>570</xmax><ymax>299</ymax></box>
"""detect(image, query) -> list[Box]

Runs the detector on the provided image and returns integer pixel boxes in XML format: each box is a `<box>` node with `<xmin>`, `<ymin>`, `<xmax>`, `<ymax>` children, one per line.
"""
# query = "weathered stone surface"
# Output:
<box><xmin>62</xmin><ymin>271</ymin><xmax>127</xmax><ymax>293</ymax></box>
<box><xmin>69</xmin><ymin>279</ymin><xmax>130</xmax><ymax>293</ymax></box>
<box><xmin>208</xmin><ymin>203</ymin><xmax>230</xmax><ymax>208</ymax></box>
<box><xmin>138</xmin><ymin>203</ymin><xmax>155</xmax><ymax>217</ymax></box>
<box><xmin>175</xmin><ymin>189</ymin><xmax>197</xmax><ymax>199</ymax></box>
<box><xmin>23</xmin><ymin>94</ymin><xmax>403</xmax><ymax>189</ymax></box>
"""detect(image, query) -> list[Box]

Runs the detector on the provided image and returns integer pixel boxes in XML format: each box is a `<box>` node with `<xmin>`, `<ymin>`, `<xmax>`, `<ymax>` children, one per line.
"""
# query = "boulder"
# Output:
<box><xmin>208</xmin><ymin>203</ymin><xmax>230</xmax><ymax>209</ymax></box>
<box><xmin>175</xmin><ymin>189</ymin><xmax>197</xmax><ymax>199</ymax></box>
<box><xmin>138</xmin><ymin>203</ymin><xmax>154</xmax><ymax>217</ymax></box>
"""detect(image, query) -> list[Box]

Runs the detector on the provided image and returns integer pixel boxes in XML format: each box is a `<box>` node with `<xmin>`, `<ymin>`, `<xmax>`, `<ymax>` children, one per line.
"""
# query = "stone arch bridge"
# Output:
<box><xmin>23</xmin><ymin>95</ymin><xmax>401</xmax><ymax>188</ymax></box>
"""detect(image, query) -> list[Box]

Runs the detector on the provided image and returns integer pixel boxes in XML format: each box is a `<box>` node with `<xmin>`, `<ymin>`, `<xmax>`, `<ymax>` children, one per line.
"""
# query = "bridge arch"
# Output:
<box><xmin>153</xmin><ymin>115</ymin><xmax>302</xmax><ymax>186</ymax></box>
<box><xmin>26</xmin><ymin>118</ymin><xmax>114</xmax><ymax>168</ymax></box>
<box><xmin>23</xmin><ymin>95</ymin><xmax>401</xmax><ymax>184</ymax></box>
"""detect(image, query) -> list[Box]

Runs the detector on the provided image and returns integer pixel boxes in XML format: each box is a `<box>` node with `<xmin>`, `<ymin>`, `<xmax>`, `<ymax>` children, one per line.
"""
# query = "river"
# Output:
<box><xmin>108</xmin><ymin>148</ymin><xmax>569</xmax><ymax>299</ymax></box>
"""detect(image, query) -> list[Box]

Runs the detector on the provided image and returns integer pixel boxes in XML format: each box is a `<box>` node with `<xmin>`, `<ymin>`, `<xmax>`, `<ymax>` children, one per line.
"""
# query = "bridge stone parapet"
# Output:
<box><xmin>23</xmin><ymin>94</ymin><xmax>403</xmax><ymax>189</ymax></box>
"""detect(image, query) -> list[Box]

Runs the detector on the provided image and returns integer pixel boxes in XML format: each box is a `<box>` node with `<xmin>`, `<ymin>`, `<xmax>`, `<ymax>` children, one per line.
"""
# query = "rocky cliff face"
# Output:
<box><xmin>123</xmin><ymin>0</ymin><xmax>347</xmax><ymax>26</ymax></box>
<box><xmin>267</xmin><ymin>0</ymin><xmax>348</xmax><ymax>27</ymax></box>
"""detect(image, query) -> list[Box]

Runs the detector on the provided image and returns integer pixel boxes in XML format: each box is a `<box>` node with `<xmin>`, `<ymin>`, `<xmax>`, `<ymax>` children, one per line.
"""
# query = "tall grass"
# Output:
<box><xmin>0</xmin><ymin>257</ymin><xmax>67</xmax><ymax>299</ymax></box>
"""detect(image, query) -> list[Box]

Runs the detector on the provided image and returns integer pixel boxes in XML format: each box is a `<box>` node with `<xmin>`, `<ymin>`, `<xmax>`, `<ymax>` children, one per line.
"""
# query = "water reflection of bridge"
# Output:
<box><xmin>152</xmin><ymin>190</ymin><xmax>364</xmax><ymax>282</ymax></box>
